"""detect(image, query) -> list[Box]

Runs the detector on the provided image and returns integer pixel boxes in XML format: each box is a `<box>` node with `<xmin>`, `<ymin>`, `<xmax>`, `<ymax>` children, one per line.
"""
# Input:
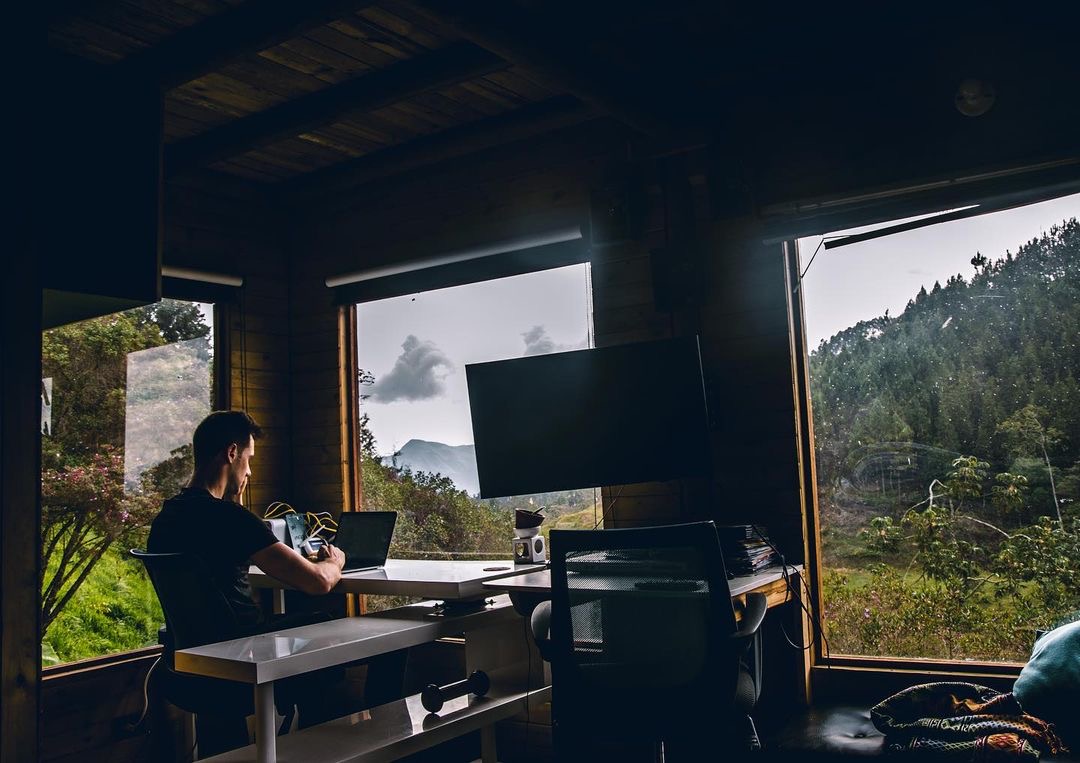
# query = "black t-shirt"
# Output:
<box><xmin>147</xmin><ymin>487</ymin><xmax>278</xmax><ymax>631</ymax></box>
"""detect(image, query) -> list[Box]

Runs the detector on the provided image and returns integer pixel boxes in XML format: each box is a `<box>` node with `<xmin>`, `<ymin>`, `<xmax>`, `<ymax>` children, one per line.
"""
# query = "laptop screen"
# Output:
<box><xmin>334</xmin><ymin>511</ymin><xmax>397</xmax><ymax>571</ymax></box>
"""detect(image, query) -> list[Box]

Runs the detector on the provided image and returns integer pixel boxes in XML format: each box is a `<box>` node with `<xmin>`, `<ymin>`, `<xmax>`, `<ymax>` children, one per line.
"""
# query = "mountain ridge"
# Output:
<box><xmin>382</xmin><ymin>438</ymin><xmax>480</xmax><ymax>496</ymax></box>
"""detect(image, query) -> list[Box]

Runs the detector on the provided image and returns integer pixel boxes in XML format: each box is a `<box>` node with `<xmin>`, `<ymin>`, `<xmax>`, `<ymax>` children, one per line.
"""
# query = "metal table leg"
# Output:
<box><xmin>254</xmin><ymin>682</ymin><xmax>277</xmax><ymax>763</ymax></box>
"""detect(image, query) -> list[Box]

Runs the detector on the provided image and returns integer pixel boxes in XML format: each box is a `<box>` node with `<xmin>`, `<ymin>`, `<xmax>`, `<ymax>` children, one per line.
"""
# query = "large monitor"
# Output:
<box><xmin>466</xmin><ymin>336</ymin><xmax>711</xmax><ymax>498</ymax></box>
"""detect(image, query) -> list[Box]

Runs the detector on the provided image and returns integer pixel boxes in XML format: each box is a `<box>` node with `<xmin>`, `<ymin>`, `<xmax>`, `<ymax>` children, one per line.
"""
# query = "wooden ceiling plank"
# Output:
<box><xmin>271</xmin><ymin>136</ymin><xmax>354</xmax><ymax>164</ymax></box>
<box><xmin>177</xmin><ymin>71</ymin><xmax>288</xmax><ymax>115</ymax></box>
<box><xmin>212</xmin><ymin>157</ymin><xmax>292</xmax><ymax>182</ymax></box>
<box><xmin>321</xmin><ymin>118</ymin><xmax>399</xmax><ymax>148</ymax></box>
<box><xmin>277</xmin><ymin>36</ymin><xmax>376</xmax><ymax>80</ymax></box>
<box><xmin>306</xmin><ymin>23</ymin><xmax>414</xmax><ymax>68</ymax></box>
<box><xmin>214</xmin><ymin>57</ymin><xmax>328</xmax><ymax>100</ymax></box>
<box><xmin>371</xmin><ymin>1</ymin><xmax>455</xmax><ymax>48</ymax></box>
<box><xmin>287</xmin><ymin>95</ymin><xmax>594</xmax><ymax>200</ymax></box>
<box><xmin>458</xmin><ymin>79</ymin><xmax>523</xmax><ymax>110</ymax></box>
<box><xmin>476</xmin><ymin>72</ymin><xmax>538</xmax><ymax>104</ymax></box>
<box><xmin>116</xmin><ymin>0</ymin><xmax>380</xmax><ymax>89</ymax></box>
<box><xmin>237</xmin><ymin>148</ymin><xmax>320</xmax><ymax>174</ymax></box>
<box><xmin>257</xmin><ymin>44</ymin><xmax>343</xmax><ymax>81</ymax></box>
<box><xmin>346</xmin><ymin>10</ymin><xmax>437</xmax><ymax>57</ymax></box>
<box><xmin>396</xmin><ymin>0</ymin><xmax>667</xmax><ymax>136</ymax></box>
<box><xmin>388</xmin><ymin>100</ymin><xmax>457</xmax><ymax>132</ymax></box>
<box><xmin>301</xmin><ymin>126</ymin><xmax>380</xmax><ymax>156</ymax></box>
<box><xmin>412</xmin><ymin>90</ymin><xmax>487</xmax><ymax>123</ymax></box>
<box><xmin>165</xmin><ymin>97</ymin><xmax>233</xmax><ymax>129</ymax></box>
<box><xmin>486</xmin><ymin>68</ymin><xmax>556</xmax><ymax>101</ymax></box>
<box><xmin>436</xmin><ymin>82</ymin><xmax>506</xmax><ymax>118</ymax></box>
<box><xmin>369</xmin><ymin>103</ymin><xmax>440</xmax><ymax>136</ymax></box>
<box><xmin>167</xmin><ymin>42</ymin><xmax>505</xmax><ymax>176</ymax></box>
<box><xmin>295</xmin><ymin>134</ymin><xmax>368</xmax><ymax>160</ymax></box>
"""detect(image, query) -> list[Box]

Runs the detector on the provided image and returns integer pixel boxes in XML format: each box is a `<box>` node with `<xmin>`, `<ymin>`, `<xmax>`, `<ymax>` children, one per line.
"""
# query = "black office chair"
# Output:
<box><xmin>536</xmin><ymin>521</ymin><xmax>767</xmax><ymax>762</ymax></box>
<box><xmin>131</xmin><ymin>549</ymin><xmax>263</xmax><ymax>757</ymax></box>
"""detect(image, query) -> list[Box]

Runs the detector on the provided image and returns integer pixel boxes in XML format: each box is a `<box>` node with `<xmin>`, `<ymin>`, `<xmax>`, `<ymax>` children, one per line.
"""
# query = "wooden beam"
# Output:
<box><xmin>395</xmin><ymin>0</ymin><xmax>670</xmax><ymax>137</ymax></box>
<box><xmin>166</xmin><ymin>43</ymin><xmax>506</xmax><ymax>177</ymax></box>
<box><xmin>2</xmin><ymin>148</ymin><xmax>42</xmax><ymax>763</ymax></box>
<box><xmin>286</xmin><ymin>95</ymin><xmax>596</xmax><ymax>206</ymax></box>
<box><xmin>117</xmin><ymin>0</ymin><xmax>378</xmax><ymax>90</ymax></box>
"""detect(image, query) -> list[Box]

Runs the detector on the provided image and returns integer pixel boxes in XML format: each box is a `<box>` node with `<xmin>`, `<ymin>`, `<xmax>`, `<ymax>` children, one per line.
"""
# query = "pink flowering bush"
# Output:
<box><xmin>41</xmin><ymin>446</ymin><xmax>159</xmax><ymax>633</ymax></box>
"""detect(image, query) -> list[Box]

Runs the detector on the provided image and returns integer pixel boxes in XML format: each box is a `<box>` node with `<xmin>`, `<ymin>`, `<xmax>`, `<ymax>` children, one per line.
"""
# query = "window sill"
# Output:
<box><xmin>811</xmin><ymin>661</ymin><xmax>1020</xmax><ymax>705</ymax></box>
<box><xmin>42</xmin><ymin>645</ymin><xmax>162</xmax><ymax>680</ymax></box>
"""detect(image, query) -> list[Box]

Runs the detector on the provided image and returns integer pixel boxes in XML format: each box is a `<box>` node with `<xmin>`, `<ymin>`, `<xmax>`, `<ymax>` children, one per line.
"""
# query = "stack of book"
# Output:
<box><xmin>716</xmin><ymin>525</ymin><xmax>779</xmax><ymax>576</ymax></box>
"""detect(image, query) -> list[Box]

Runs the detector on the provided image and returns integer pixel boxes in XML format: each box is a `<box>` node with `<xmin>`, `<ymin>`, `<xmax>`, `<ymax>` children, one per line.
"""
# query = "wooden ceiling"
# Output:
<box><xmin>47</xmin><ymin>2</ymin><xmax>1080</xmax><ymax>205</ymax></box>
<box><xmin>47</xmin><ymin>0</ymin><xmax>642</xmax><ymax>187</ymax></box>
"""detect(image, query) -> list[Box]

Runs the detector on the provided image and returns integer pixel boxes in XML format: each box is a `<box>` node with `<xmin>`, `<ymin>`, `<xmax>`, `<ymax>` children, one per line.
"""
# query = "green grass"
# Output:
<box><xmin>43</xmin><ymin>546</ymin><xmax>163</xmax><ymax>666</ymax></box>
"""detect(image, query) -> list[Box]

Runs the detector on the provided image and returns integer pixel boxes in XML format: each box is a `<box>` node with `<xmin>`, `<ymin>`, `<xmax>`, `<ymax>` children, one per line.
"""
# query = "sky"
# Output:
<box><xmin>797</xmin><ymin>193</ymin><xmax>1080</xmax><ymax>349</ymax></box>
<box><xmin>357</xmin><ymin>264</ymin><xmax>592</xmax><ymax>454</ymax></box>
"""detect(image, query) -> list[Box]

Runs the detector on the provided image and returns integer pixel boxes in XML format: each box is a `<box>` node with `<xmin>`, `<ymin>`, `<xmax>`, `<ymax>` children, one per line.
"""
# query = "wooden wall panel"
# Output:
<box><xmin>2</xmin><ymin>186</ymin><xmax>43</xmax><ymax>763</ymax></box>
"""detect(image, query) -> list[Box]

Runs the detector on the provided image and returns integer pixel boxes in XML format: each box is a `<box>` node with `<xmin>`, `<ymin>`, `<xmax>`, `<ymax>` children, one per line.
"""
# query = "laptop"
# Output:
<box><xmin>333</xmin><ymin>511</ymin><xmax>397</xmax><ymax>573</ymax></box>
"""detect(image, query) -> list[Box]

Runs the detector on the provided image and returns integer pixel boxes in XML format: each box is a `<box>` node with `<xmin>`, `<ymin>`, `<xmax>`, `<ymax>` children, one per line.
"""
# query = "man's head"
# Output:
<box><xmin>192</xmin><ymin>411</ymin><xmax>263</xmax><ymax>498</ymax></box>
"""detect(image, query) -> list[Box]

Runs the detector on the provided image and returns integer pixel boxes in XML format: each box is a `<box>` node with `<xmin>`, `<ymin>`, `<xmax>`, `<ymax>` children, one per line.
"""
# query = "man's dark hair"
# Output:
<box><xmin>192</xmin><ymin>410</ymin><xmax>263</xmax><ymax>468</ymax></box>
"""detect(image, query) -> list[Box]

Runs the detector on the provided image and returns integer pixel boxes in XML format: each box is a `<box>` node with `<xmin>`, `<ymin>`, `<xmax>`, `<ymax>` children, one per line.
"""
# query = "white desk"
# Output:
<box><xmin>249</xmin><ymin>559</ymin><xmax>546</xmax><ymax>612</ymax></box>
<box><xmin>485</xmin><ymin>564</ymin><xmax>802</xmax><ymax>596</ymax></box>
<box><xmin>176</xmin><ymin>594</ymin><xmax>546</xmax><ymax>763</ymax></box>
<box><xmin>486</xmin><ymin>564</ymin><xmax>805</xmax><ymax>620</ymax></box>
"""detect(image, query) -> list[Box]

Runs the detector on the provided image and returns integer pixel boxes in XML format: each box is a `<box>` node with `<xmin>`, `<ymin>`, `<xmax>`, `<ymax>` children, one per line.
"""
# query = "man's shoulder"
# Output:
<box><xmin>163</xmin><ymin>488</ymin><xmax>248</xmax><ymax>513</ymax></box>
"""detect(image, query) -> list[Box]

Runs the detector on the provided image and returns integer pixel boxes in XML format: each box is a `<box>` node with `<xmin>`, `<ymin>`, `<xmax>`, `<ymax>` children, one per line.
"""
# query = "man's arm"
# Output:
<box><xmin>250</xmin><ymin>542</ymin><xmax>346</xmax><ymax>596</ymax></box>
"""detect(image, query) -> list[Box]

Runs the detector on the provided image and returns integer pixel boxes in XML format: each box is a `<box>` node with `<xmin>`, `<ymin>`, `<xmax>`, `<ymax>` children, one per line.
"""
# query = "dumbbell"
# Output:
<box><xmin>420</xmin><ymin>670</ymin><xmax>490</xmax><ymax>713</ymax></box>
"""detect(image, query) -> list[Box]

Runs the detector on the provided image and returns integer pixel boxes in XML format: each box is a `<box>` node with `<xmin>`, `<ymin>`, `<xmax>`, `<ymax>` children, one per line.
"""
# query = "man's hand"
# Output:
<box><xmin>318</xmin><ymin>543</ymin><xmax>346</xmax><ymax>570</ymax></box>
<box><xmin>252</xmin><ymin>541</ymin><xmax>344</xmax><ymax>596</ymax></box>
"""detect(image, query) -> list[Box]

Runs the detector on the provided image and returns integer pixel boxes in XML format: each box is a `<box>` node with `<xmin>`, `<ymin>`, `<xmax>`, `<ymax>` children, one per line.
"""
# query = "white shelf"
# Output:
<box><xmin>201</xmin><ymin>685</ymin><xmax>551</xmax><ymax>763</ymax></box>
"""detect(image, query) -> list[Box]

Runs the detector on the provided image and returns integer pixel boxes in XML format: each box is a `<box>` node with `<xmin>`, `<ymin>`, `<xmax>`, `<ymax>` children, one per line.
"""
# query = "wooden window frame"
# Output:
<box><xmin>41</xmin><ymin>296</ymin><xmax>229</xmax><ymax>678</ymax></box>
<box><xmin>784</xmin><ymin>238</ymin><xmax>1028</xmax><ymax>686</ymax></box>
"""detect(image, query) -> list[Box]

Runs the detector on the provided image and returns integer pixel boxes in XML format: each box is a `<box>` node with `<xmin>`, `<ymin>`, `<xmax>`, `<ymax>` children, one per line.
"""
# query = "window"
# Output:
<box><xmin>356</xmin><ymin>264</ymin><xmax>597</xmax><ymax>564</ymax></box>
<box><xmin>799</xmin><ymin>194</ymin><xmax>1080</xmax><ymax>664</ymax></box>
<box><xmin>41</xmin><ymin>298</ymin><xmax>217</xmax><ymax>666</ymax></box>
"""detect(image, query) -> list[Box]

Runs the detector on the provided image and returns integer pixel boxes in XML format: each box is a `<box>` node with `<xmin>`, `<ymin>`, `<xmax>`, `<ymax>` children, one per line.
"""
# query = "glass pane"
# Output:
<box><xmin>800</xmin><ymin>195</ymin><xmax>1080</xmax><ymax>662</ymax></box>
<box><xmin>41</xmin><ymin>299</ymin><xmax>214</xmax><ymax>666</ymax></box>
<box><xmin>356</xmin><ymin>265</ymin><xmax>596</xmax><ymax>581</ymax></box>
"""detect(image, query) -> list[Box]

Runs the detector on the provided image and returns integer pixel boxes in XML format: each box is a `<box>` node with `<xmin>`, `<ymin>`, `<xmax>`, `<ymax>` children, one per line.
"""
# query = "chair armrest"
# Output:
<box><xmin>530</xmin><ymin>600</ymin><xmax>553</xmax><ymax>662</ymax></box>
<box><xmin>730</xmin><ymin>592</ymin><xmax>767</xmax><ymax>647</ymax></box>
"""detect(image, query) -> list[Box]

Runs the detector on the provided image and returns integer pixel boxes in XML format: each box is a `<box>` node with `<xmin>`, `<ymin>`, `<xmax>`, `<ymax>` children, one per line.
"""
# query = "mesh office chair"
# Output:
<box><xmin>539</xmin><ymin>521</ymin><xmax>767</xmax><ymax>762</ymax></box>
<box><xmin>131</xmin><ymin>549</ymin><xmax>261</xmax><ymax>757</ymax></box>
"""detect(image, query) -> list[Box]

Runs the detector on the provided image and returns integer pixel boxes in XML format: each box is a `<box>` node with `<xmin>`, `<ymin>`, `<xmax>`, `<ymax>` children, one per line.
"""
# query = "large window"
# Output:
<box><xmin>41</xmin><ymin>298</ymin><xmax>216</xmax><ymax>666</ymax></box>
<box><xmin>356</xmin><ymin>264</ymin><xmax>598</xmax><ymax>562</ymax></box>
<box><xmin>799</xmin><ymin>194</ymin><xmax>1080</xmax><ymax>663</ymax></box>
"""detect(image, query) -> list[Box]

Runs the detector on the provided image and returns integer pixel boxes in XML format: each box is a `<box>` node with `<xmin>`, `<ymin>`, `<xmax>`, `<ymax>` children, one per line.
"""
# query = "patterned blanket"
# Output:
<box><xmin>871</xmin><ymin>682</ymin><xmax>1067</xmax><ymax>762</ymax></box>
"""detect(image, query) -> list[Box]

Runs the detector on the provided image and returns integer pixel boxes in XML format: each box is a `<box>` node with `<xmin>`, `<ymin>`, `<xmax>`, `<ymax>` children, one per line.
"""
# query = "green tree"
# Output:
<box><xmin>40</xmin><ymin>301</ymin><xmax>212</xmax><ymax>645</ymax></box>
<box><xmin>997</xmin><ymin>404</ymin><xmax>1064</xmax><ymax>526</ymax></box>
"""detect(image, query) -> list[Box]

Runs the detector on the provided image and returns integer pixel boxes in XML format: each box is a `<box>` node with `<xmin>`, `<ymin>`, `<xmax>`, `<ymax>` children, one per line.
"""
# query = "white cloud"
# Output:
<box><xmin>370</xmin><ymin>335</ymin><xmax>454</xmax><ymax>403</ymax></box>
<box><xmin>521</xmin><ymin>325</ymin><xmax>587</xmax><ymax>356</ymax></box>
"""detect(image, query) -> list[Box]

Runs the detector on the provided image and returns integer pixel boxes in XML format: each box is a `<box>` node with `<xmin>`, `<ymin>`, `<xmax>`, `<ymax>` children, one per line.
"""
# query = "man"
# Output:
<box><xmin>148</xmin><ymin>410</ymin><xmax>348</xmax><ymax>628</ymax></box>
<box><xmin>147</xmin><ymin>410</ymin><xmax>403</xmax><ymax>754</ymax></box>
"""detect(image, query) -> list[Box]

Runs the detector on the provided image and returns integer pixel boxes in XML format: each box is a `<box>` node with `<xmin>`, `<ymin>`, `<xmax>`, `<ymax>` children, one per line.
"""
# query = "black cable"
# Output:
<box><xmin>749</xmin><ymin>524</ymin><xmax>830</xmax><ymax>659</ymax></box>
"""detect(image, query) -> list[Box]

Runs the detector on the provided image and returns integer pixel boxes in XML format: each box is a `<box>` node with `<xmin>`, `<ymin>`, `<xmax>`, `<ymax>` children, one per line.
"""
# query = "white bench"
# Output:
<box><xmin>175</xmin><ymin>595</ymin><xmax>545</xmax><ymax>763</ymax></box>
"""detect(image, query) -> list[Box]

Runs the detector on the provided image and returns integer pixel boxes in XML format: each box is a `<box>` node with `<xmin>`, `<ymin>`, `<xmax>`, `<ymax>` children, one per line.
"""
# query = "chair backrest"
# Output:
<box><xmin>548</xmin><ymin>522</ymin><xmax>739</xmax><ymax>731</ymax></box>
<box><xmin>130</xmin><ymin>549</ymin><xmax>243</xmax><ymax>655</ymax></box>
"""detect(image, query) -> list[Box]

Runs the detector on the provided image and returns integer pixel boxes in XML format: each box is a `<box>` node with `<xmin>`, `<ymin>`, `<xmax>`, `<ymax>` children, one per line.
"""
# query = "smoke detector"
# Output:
<box><xmin>955</xmin><ymin>78</ymin><xmax>996</xmax><ymax>117</ymax></box>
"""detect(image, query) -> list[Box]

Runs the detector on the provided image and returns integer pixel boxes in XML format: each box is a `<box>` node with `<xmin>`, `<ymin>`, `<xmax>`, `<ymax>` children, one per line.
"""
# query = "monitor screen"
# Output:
<box><xmin>466</xmin><ymin>336</ymin><xmax>711</xmax><ymax>498</ymax></box>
